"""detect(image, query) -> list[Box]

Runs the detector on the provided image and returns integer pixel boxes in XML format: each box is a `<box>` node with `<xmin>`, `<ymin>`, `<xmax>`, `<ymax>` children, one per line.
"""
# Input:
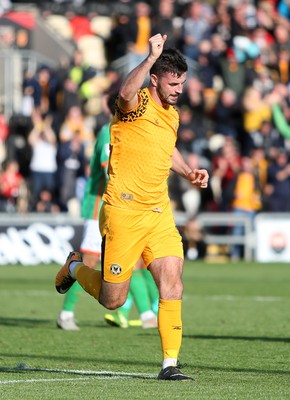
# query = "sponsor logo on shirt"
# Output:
<box><xmin>121</xmin><ymin>192</ymin><xmax>133</xmax><ymax>200</ymax></box>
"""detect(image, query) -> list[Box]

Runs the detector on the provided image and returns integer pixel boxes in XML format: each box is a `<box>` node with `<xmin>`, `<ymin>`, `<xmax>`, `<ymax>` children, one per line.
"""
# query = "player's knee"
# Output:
<box><xmin>172</xmin><ymin>282</ymin><xmax>183</xmax><ymax>298</ymax></box>
<box><xmin>99</xmin><ymin>281</ymin><xmax>130</xmax><ymax>309</ymax></box>
<box><xmin>159</xmin><ymin>280</ymin><xmax>183</xmax><ymax>299</ymax></box>
<box><xmin>99</xmin><ymin>297</ymin><xmax>125</xmax><ymax>310</ymax></box>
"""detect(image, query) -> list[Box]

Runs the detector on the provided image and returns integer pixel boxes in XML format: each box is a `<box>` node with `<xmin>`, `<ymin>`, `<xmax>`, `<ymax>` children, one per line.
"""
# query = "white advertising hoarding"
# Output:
<box><xmin>0</xmin><ymin>213</ymin><xmax>83</xmax><ymax>265</ymax></box>
<box><xmin>255</xmin><ymin>213</ymin><xmax>290</xmax><ymax>262</ymax></box>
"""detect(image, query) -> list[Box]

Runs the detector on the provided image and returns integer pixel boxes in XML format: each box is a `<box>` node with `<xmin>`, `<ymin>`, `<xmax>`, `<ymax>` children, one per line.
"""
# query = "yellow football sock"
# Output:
<box><xmin>74</xmin><ymin>264</ymin><xmax>102</xmax><ymax>301</ymax></box>
<box><xmin>158</xmin><ymin>299</ymin><xmax>182</xmax><ymax>361</ymax></box>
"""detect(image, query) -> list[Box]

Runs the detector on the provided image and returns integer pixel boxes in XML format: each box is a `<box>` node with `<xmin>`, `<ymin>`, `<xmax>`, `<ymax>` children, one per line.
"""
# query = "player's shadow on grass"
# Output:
<box><xmin>0</xmin><ymin>318</ymin><xmax>113</xmax><ymax>328</ymax></box>
<box><xmin>0</xmin><ymin>317</ymin><xmax>52</xmax><ymax>327</ymax></box>
<box><xmin>183</xmin><ymin>333</ymin><xmax>290</xmax><ymax>343</ymax></box>
<box><xmin>190</xmin><ymin>364</ymin><xmax>290</xmax><ymax>376</ymax></box>
<box><xmin>0</xmin><ymin>317</ymin><xmax>157</xmax><ymax>330</ymax></box>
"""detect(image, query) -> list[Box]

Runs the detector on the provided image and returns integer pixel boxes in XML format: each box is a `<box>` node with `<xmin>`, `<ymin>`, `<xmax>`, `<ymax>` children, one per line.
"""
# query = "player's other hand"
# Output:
<box><xmin>188</xmin><ymin>169</ymin><xmax>209</xmax><ymax>188</ymax></box>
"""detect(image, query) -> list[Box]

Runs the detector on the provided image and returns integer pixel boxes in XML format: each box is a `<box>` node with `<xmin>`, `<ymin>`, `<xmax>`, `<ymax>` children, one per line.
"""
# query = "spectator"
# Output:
<box><xmin>277</xmin><ymin>0</ymin><xmax>290</xmax><ymax>21</ymax></box>
<box><xmin>68</xmin><ymin>49</ymin><xmax>96</xmax><ymax>90</ymax></box>
<box><xmin>0</xmin><ymin>113</ymin><xmax>9</xmax><ymax>164</ymax></box>
<box><xmin>126</xmin><ymin>2</ymin><xmax>156</xmax><ymax>72</ymax></box>
<box><xmin>256</xmin><ymin>0</ymin><xmax>277</xmax><ymax>32</ymax></box>
<box><xmin>0</xmin><ymin>159</ymin><xmax>23</xmax><ymax>212</ymax></box>
<box><xmin>273</xmin><ymin>23</ymin><xmax>290</xmax><ymax>53</ymax></box>
<box><xmin>59</xmin><ymin>105</ymin><xmax>95</xmax><ymax>158</ymax></box>
<box><xmin>213</xmin><ymin>3</ymin><xmax>232</xmax><ymax>44</ymax></box>
<box><xmin>242</xmin><ymin>86</ymin><xmax>272</xmax><ymax>137</ymax></box>
<box><xmin>28</xmin><ymin>114</ymin><xmax>58</xmax><ymax>210</ymax></box>
<box><xmin>276</xmin><ymin>48</ymin><xmax>290</xmax><ymax>84</ymax></box>
<box><xmin>218</xmin><ymin>47</ymin><xmax>250</xmax><ymax>97</ymax></box>
<box><xmin>181</xmin><ymin>1</ymin><xmax>213</xmax><ymax>61</ymax></box>
<box><xmin>57</xmin><ymin>133</ymin><xmax>86</xmax><ymax>211</ymax></box>
<box><xmin>270</xmin><ymin>87</ymin><xmax>290</xmax><ymax>143</ymax></box>
<box><xmin>0</xmin><ymin>0</ymin><xmax>11</xmax><ymax>16</ymax></box>
<box><xmin>105</xmin><ymin>12</ymin><xmax>131</xmax><ymax>63</ymax></box>
<box><xmin>35</xmin><ymin>65</ymin><xmax>59</xmax><ymax>118</ymax></box>
<box><xmin>211</xmin><ymin>136</ymin><xmax>242</xmax><ymax>211</ymax></box>
<box><xmin>210</xmin><ymin>33</ymin><xmax>227</xmax><ymax>59</ymax></box>
<box><xmin>54</xmin><ymin>55</ymin><xmax>82</xmax><ymax>128</ymax></box>
<box><xmin>176</xmin><ymin>105</ymin><xmax>195</xmax><ymax>154</ymax></box>
<box><xmin>35</xmin><ymin>189</ymin><xmax>60</xmax><ymax>213</ymax></box>
<box><xmin>196</xmin><ymin>40</ymin><xmax>220</xmax><ymax>112</ymax></box>
<box><xmin>253</xmin><ymin>119</ymin><xmax>284</xmax><ymax>157</ymax></box>
<box><xmin>21</xmin><ymin>69</ymin><xmax>41</xmax><ymax>118</ymax></box>
<box><xmin>179</xmin><ymin>76</ymin><xmax>213</xmax><ymax>142</ymax></box>
<box><xmin>56</xmin><ymin>75</ymin><xmax>82</xmax><ymax>128</ymax></box>
<box><xmin>152</xmin><ymin>0</ymin><xmax>178</xmax><ymax>49</ymax></box>
<box><xmin>264</xmin><ymin>147</ymin><xmax>290</xmax><ymax>211</ymax></box>
<box><xmin>249</xmin><ymin>145</ymin><xmax>269</xmax><ymax>201</ymax></box>
<box><xmin>250</xmin><ymin>26</ymin><xmax>274</xmax><ymax>63</ymax></box>
<box><xmin>214</xmin><ymin>87</ymin><xmax>243</xmax><ymax>140</ymax></box>
<box><xmin>229</xmin><ymin>156</ymin><xmax>263</xmax><ymax>260</ymax></box>
<box><xmin>6</xmin><ymin>114</ymin><xmax>33</xmax><ymax>179</ymax></box>
<box><xmin>64</xmin><ymin>48</ymin><xmax>97</xmax><ymax>113</ymax></box>
<box><xmin>183</xmin><ymin>216</ymin><xmax>206</xmax><ymax>261</ymax></box>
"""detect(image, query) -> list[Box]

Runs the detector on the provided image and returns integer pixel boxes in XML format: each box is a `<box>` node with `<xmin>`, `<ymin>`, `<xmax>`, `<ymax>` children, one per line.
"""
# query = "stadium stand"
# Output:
<box><xmin>1</xmin><ymin>0</ymin><xmax>290</xmax><ymax>261</ymax></box>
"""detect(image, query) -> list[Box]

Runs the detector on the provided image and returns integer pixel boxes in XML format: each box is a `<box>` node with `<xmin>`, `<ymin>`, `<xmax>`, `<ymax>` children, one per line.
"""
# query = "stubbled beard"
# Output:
<box><xmin>157</xmin><ymin>87</ymin><xmax>178</xmax><ymax>106</ymax></box>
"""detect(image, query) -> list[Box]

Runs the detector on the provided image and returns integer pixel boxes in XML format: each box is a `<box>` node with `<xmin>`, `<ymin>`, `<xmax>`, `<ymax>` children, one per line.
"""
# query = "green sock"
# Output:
<box><xmin>129</xmin><ymin>270</ymin><xmax>152</xmax><ymax>314</ymax></box>
<box><xmin>141</xmin><ymin>268</ymin><xmax>159</xmax><ymax>315</ymax></box>
<box><xmin>62</xmin><ymin>281</ymin><xmax>83</xmax><ymax>312</ymax></box>
<box><xmin>118</xmin><ymin>291</ymin><xmax>133</xmax><ymax>319</ymax></box>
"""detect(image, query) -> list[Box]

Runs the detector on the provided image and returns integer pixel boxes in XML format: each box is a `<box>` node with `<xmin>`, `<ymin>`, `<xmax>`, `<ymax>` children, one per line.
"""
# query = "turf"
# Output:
<box><xmin>0</xmin><ymin>261</ymin><xmax>290</xmax><ymax>399</ymax></box>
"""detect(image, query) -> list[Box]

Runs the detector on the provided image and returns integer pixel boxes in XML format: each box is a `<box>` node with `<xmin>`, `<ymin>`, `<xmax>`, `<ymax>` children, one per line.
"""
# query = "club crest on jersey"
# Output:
<box><xmin>110</xmin><ymin>264</ymin><xmax>122</xmax><ymax>275</ymax></box>
<box><xmin>121</xmin><ymin>192</ymin><xmax>133</xmax><ymax>200</ymax></box>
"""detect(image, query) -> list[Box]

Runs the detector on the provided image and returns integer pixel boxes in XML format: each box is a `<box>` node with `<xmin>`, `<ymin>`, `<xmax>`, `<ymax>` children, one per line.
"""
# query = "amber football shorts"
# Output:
<box><xmin>99</xmin><ymin>202</ymin><xmax>184</xmax><ymax>283</ymax></box>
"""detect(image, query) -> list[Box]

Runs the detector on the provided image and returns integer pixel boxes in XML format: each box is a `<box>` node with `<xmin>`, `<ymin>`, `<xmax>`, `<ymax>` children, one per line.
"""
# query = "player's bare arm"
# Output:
<box><xmin>118</xmin><ymin>33</ymin><xmax>167</xmax><ymax>112</ymax></box>
<box><xmin>171</xmin><ymin>147</ymin><xmax>209</xmax><ymax>188</ymax></box>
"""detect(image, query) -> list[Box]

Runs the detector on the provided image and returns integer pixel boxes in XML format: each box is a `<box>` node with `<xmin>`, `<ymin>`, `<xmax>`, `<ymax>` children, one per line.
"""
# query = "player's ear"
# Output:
<box><xmin>150</xmin><ymin>74</ymin><xmax>158</xmax><ymax>87</ymax></box>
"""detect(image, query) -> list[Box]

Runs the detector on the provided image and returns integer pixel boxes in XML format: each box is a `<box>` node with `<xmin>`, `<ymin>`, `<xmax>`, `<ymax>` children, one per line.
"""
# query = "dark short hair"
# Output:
<box><xmin>150</xmin><ymin>49</ymin><xmax>188</xmax><ymax>78</ymax></box>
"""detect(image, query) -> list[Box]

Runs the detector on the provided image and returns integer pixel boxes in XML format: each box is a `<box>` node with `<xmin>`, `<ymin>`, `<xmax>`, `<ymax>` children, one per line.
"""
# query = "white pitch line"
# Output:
<box><xmin>0</xmin><ymin>365</ymin><xmax>157</xmax><ymax>382</ymax></box>
<box><xmin>0</xmin><ymin>377</ymin><xmax>118</xmax><ymax>385</ymax></box>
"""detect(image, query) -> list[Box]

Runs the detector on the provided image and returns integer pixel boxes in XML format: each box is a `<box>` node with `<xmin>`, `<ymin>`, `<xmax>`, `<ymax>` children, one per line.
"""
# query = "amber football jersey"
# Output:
<box><xmin>102</xmin><ymin>88</ymin><xmax>179</xmax><ymax>210</ymax></box>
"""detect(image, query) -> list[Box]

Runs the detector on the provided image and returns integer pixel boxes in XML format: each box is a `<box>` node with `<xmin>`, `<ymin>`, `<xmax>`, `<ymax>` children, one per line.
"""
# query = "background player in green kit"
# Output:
<box><xmin>57</xmin><ymin>95</ymin><xmax>158</xmax><ymax>330</ymax></box>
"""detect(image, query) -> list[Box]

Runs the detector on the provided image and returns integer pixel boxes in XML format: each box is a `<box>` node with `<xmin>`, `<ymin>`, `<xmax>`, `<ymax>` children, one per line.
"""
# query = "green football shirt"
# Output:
<box><xmin>81</xmin><ymin>122</ymin><xmax>110</xmax><ymax>220</ymax></box>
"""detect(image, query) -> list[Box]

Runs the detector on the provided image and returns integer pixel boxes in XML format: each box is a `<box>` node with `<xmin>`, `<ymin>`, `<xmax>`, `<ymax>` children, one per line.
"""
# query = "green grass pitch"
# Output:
<box><xmin>0</xmin><ymin>261</ymin><xmax>290</xmax><ymax>399</ymax></box>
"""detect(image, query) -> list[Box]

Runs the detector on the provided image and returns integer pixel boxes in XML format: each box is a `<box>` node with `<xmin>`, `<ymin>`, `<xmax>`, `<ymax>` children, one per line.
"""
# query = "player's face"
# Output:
<box><xmin>156</xmin><ymin>72</ymin><xmax>187</xmax><ymax>105</ymax></box>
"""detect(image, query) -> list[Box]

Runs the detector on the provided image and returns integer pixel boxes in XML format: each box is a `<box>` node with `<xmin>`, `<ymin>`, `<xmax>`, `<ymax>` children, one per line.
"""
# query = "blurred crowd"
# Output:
<box><xmin>0</xmin><ymin>0</ymin><xmax>290</xmax><ymax>239</ymax></box>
